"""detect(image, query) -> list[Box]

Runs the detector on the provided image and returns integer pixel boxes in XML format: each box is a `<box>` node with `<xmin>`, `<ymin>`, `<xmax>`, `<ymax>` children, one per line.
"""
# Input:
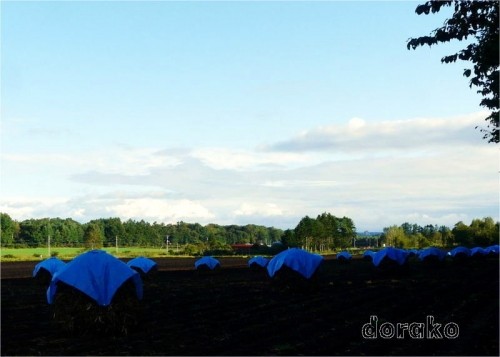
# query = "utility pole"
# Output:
<box><xmin>115</xmin><ymin>235</ymin><xmax>118</xmax><ymax>254</ymax></box>
<box><xmin>48</xmin><ymin>234</ymin><xmax>51</xmax><ymax>257</ymax></box>
<box><xmin>166</xmin><ymin>235</ymin><xmax>170</xmax><ymax>255</ymax></box>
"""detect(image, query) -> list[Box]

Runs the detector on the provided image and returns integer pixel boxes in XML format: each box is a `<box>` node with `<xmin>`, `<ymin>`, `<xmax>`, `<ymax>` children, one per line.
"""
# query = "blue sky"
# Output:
<box><xmin>1</xmin><ymin>0</ymin><xmax>498</xmax><ymax>231</ymax></box>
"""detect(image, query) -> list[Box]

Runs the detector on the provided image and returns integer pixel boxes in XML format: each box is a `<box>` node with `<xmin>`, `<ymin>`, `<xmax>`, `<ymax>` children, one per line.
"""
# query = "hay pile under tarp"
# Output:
<box><xmin>248</xmin><ymin>256</ymin><xmax>269</xmax><ymax>268</ymax></box>
<box><xmin>372</xmin><ymin>247</ymin><xmax>409</xmax><ymax>268</ymax></box>
<box><xmin>407</xmin><ymin>249</ymin><xmax>420</xmax><ymax>257</ymax></box>
<box><xmin>52</xmin><ymin>278</ymin><xmax>142</xmax><ymax>336</ymax></box>
<box><xmin>336</xmin><ymin>251</ymin><xmax>352</xmax><ymax>261</ymax></box>
<box><xmin>470</xmin><ymin>247</ymin><xmax>487</xmax><ymax>257</ymax></box>
<box><xmin>418</xmin><ymin>247</ymin><xmax>446</xmax><ymax>262</ymax></box>
<box><xmin>194</xmin><ymin>256</ymin><xmax>220</xmax><ymax>271</ymax></box>
<box><xmin>127</xmin><ymin>256</ymin><xmax>158</xmax><ymax>274</ymax></box>
<box><xmin>267</xmin><ymin>248</ymin><xmax>324</xmax><ymax>279</ymax></box>
<box><xmin>47</xmin><ymin>250</ymin><xmax>142</xmax><ymax>306</ymax></box>
<box><xmin>363</xmin><ymin>250</ymin><xmax>375</xmax><ymax>261</ymax></box>
<box><xmin>33</xmin><ymin>257</ymin><xmax>66</xmax><ymax>278</ymax></box>
<box><xmin>46</xmin><ymin>250</ymin><xmax>144</xmax><ymax>336</ymax></box>
<box><xmin>485</xmin><ymin>244</ymin><xmax>499</xmax><ymax>255</ymax></box>
<box><xmin>449</xmin><ymin>246</ymin><xmax>471</xmax><ymax>259</ymax></box>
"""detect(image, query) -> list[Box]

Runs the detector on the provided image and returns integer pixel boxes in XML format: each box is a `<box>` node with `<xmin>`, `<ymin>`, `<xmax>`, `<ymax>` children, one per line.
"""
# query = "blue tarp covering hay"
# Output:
<box><xmin>449</xmin><ymin>246</ymin><xmax>471</xmax><ymax>258</ymax></box>
<box><xmin>195</xmin><ymin>256</ymin><xmax>220</xmax><ymax>270</ymax></box>
<box><xmin>407</xmin><ymin>249</ymin><xmax>420</xmax><ymax>257</ymax></box>
<box><xmin>127</xmin><ymin>257</ymin><xmax>157</xmax><ymax>274</ymax></box>
<box><xmin>248</xmin><ymin>256</ymin><xmax>269</xmax><ymax>268</ymax></box>
<box><xmin>363</xmin><ymin>250</ymin><xmax>375</xmax><ymax>261</ymax></box>
<box><xmin>33</xmin><ymin>257</ymin><xmax>66</xmax><ymax>278</ymax></box>
<box><xmin>336</xmin><ymin>251</ymin><xmax>352</xmax><ymax>261</ymax></box>
<box><xmin>47</xmin><ymin>250</ymin><xmax>143</xmax><ymax>306</ymax></box>
<box><xmin>267</xmin><ymin>248</ymin><xmax>324</xmax><ymax>279</ymax></box>
<box><xmin>372</xmin><ymin>247</ymin><xmax>409</xmax><ymax>267</ymax></box>
<box><xmin>470</xmin><ymin>247</ymin><xmax>487</xmax><ymax>257</ymax></box>
<box><xmin>418</xmin><ymin>247</ymin><xmax>446</xmax><ymax>262</ymax></box>
<box><xmin>485</xmin><ymin>245</ymin><xmax>499</xmax><ymax>255</ymax></box>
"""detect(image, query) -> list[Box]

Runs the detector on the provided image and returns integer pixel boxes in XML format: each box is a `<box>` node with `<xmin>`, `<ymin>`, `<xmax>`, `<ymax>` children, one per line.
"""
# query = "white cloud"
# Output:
<box><xmin>190</xmin><ymin>147</ymin><xmax>314</xmax><ymax>171</ymax></box>
<box><xmin>109</xmin><ymin>198</ymin><xmax>215</xmax><ymax>223</ymax></box>
<box><xmin>261</xmin><ymin>180</ymin><xmax>338</xmax><ymax>188</ymax></box>
<box><xmin>265</xmin><ymin>111</ymin><xmax>489</xmax><ymax>153</ymax></box>
<box><xmin>234</xmin><ymin>202</ymin><xmax>286</xmax><ymax>217</ymax></box>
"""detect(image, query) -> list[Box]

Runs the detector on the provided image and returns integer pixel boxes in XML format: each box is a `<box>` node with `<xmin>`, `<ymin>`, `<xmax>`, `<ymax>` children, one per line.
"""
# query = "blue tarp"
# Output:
<box><xmin>407</xmin><ymin>249</ymin><xmax>420</xmax><ymax>257</ymax></box>
<box><xmin>195</xmin><ymin>256</ymin><xmax>220</xmax><ymax>270</ymax></box>
<box><xmin>127</xmin><ymin>256</ymin><xmax>157</xmax><ymax>274</ymax></box>
<box><xmin>363</xmin><ymin>250</ymin><xmax>375</xmax><ymax>260</ymax></box>
<box><xmin>418</xmin><ymin>247</ymin><xmax>446</xmax><ymax>261</ymax></box>
<box><xmin>372</xmin><ymin>247</ymin><xmax>408</xmax><ymax>267</ymax></box>
<box><xmin>449</xmin><ymin>246</ymin><xmax>471</xmax><ymax>257</ymax></box>
<box><xmin>47</xmin><ymin>250</ymin><xmax>143</xmax><ymax>306</ymax></box>
<box><xmin>485</xmin><ymin>245</ymin><xmax>499</xmax><ymax>254</ymax></box>
<box><xmin>267</xmin><ymin>248</ymin><xmax>324</xmax><ymax>279</ymax></box>
<box><xmin>248</xmin><ymin>256</ymin><xmax>269</xmax><ymax>268</ymax></box>
<box><xmin>33</xmin><ymin>257</ymin><xmax>66</xmax><ymax>277</ymax></box>
<box><xmin>337</xmin><ymin>251</ymin><xmax>352</xmax><ymax>260</ymax></box>
<box><xmin>470</xmin><ymin>247</ymin><xmax>487</xmax><ymax>256</ymax></box>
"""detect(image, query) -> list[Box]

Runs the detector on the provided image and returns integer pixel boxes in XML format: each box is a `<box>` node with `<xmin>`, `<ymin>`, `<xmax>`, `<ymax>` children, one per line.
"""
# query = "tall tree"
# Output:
<box><xmin>83</xmin><ymin>223</ymin><xmax>103</xmax><ymax>250</ymax></box>
<box><xmin>407</xmin><ymin>1</ymin><xmax>499</xmax><ymax>143</ymax></box>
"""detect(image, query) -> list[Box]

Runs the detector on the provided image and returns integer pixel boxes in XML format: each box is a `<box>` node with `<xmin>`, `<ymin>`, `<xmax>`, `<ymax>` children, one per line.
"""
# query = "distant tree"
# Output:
<box><xmin>336</xmin><ymin>216</ymin><xmax>356</xmax><ymax>248</ymax></box>
<box><xmin>100</xmin><ymin>218</ymin><xmax>125</xmax><ymax>247</ymax></box>
<box><xmin>281</xmin><ymin>229</ymin><xmax>299</xmax><ymax>247</ymax></box>
<box><xmin>452</xmin><ymin>221</ymin><xmax>472</xmax><ymax>246</ymax></box>
<box><xmin>407</xmin><ymin>1</ymin><xmax>499</xmax><ymax>143</ymax></box>
<box><xmin>294</xmin><ymin>216</ymin><xmax>316</xmax><ymax>250</ymax></box>
<box><xmin>268</xmin><ymin>227</ymin><xmax>284</xmax><ymax>245</ymax></box>
<box><xmin>439</xmin><ymin>225</ymin><xmax>454</xmax><ymax>247</ymax></box>
<box><xmin>469</xmin><ymin>217</ymin><xmax>498</xmax><ymax>246</ymax></box>
<box><xmin>0</xmin><ymin>213</ymin><xmax>19</xmax><ymax>246</ymax></box>
<box><xmin>383</xmin><ymin>226</ymin><xmax>408</xmax><ymax>248</ymax></box>
<box><xmin>83</xmin><ymin>223</ymin><xmax>103</xmax><ymax>250</ymax></box>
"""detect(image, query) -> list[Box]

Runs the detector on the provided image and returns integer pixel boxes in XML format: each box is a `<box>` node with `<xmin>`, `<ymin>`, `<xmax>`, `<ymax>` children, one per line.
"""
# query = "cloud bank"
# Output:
<box><xmin>263</xmin><ymin>112</ymin><xmax>488</xmax><ymax>153</ymax></box>
<box><xmin>1</xmin><ymin>112</ymin><xmax>497</xmax><ymax>231</ymax></box>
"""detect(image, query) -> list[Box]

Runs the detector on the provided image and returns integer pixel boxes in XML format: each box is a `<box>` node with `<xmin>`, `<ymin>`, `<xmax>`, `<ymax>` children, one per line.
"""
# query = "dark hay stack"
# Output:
<box><xmin>420</xmin><ymin>255</ymin><xmax>445</xmax><ymax>267</ymax></box>
<box><xmin>337</xmin><ymin>256</ymin><xmax>351</xmax><ymax>264</ymax></box>
<box><xmin>195</xmin><ymin>264</ymin><xmax>220</xmax><ymax>275</ymax></box>
<box><xmin>375</xmin><ymin>257</ymin><xmax>410</xmax><ymax>276</ymax></box>
<box><xmin>33</xmin><ymin>267</ymin><xmax>53</xmax><ymax>287</ymax></box>
<box><xmin>249</xmin><ymin>262</ymin><xmax>267</xmax><ymax>271</ymax></box>
<box><xmin>451</xmin><ymin>253</ymin><xmax>470</xmax><ymax>262</ymax></box>
<box><xmin>131</xmin><ymin>265</ymin><xmax>158</xmax><ymax>282</ymax></box>
<box><xmin>51</xmin><ymin>278</ymin><xmax>142</xmax><ymax>336</ymax></box>
<box><xmin>248</xmin><ymin>263</ymin><xmax>268</xmax><ymax>280</ymax></box>
<box><xmin>270</xmin><ymin>264</ymin><xmax>323</xmax><ymax>292</ymax></box>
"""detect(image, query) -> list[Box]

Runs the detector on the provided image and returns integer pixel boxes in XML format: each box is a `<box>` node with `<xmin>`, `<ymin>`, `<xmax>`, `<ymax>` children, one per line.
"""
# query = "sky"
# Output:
<box><xmin>1</xmin><ymin>0</ymin><xmax>498</xmax><ymax>232</ymax></box>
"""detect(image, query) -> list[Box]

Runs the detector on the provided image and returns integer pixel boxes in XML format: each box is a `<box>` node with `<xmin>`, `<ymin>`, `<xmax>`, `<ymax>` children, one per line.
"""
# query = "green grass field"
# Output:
<box><xmin>0</xmin><ymin>247</ymin><xmax>190</xmax><ymax>261</ymax></box>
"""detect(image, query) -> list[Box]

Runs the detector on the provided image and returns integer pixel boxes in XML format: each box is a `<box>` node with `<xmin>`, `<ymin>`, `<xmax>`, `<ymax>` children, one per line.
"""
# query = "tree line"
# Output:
<box><xmin>0</xmin><ymin>213</ymin><xmax>284</xmax><ymax>250</ymax></box>
<box><xmin>380</xmin><ymin>217</ymin><xmax>499</xmax><ymax>249</ymax></box>
<box><xmin>280</xmin><ymin>213</ymin><xmax>356</xmax><ymax>252</ymax></box>
<box><xmin>1</xmin><ymin>212</ymin><xmax>497</xmax><ymax>252</ymax></box>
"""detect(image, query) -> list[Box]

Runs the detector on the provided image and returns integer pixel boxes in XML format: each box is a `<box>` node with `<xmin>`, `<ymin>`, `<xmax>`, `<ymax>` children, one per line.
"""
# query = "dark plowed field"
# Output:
<box><xmin>1</xmin><ymin>256</ymin><xmax>498</xmax><ymax>356</ymax></box>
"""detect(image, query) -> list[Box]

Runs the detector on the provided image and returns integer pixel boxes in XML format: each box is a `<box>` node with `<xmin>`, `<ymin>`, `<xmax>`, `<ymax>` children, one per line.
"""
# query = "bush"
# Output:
<box><xmin>51</xmin><ymin>251</ymin><xmax>59</xmax><ymax>257</ymax></box>
<box><xmin>3</xmin><ymin>254</ymin><xmax>15</xmax><ymax>259</ymax></box>
<box><xmin>183</xmin><ymin>244</ymin><xmax>203</xmax><ymax>256</ymax></box>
